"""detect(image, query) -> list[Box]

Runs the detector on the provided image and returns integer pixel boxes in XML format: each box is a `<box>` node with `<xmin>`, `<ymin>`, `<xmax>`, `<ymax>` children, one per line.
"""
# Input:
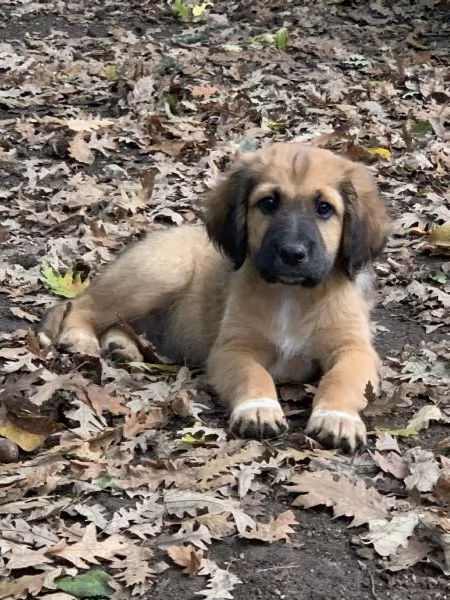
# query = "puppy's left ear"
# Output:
<box><xmin>340</xmin><ymin>163</ymin><xmax>390</xmax><ymax>278</ymax></box>
<box><xmin>203</xmin><ymin>163</ymin><xmax>256</xmax><ymax>270</ymax></box>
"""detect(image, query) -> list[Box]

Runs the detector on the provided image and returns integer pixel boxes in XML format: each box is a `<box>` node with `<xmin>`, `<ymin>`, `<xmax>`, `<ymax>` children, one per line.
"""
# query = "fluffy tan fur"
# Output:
<box><xmin>39</xmin><ymin>143</ymin><xmax>390</xmax><ymax>450</ymax></box>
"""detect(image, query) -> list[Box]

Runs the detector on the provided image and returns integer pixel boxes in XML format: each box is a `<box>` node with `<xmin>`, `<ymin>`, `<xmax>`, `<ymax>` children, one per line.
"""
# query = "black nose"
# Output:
<box><xmin>279</xmin><ymin>243</ymin><xmax>308</xmax><ymax>266</ymax></box>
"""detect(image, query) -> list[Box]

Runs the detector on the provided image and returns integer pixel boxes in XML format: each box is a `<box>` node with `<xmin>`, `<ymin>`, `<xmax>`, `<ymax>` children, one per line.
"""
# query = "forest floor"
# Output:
<box><xmin>0</xmin><ymin>1</ymin><xmax>449</xmax><ymax>598</ymax></box>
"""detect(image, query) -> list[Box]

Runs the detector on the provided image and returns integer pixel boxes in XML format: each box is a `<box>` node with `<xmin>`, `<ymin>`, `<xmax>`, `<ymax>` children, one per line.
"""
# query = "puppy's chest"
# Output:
<box><xmin>268</xmin><ymin>296</ymin><xmax>316</xmax><ymax>382</ymax></box>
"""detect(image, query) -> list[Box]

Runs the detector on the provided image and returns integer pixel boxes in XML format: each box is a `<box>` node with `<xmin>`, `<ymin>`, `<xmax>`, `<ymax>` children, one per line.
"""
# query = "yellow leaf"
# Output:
<box><xmin>192</xmin><ymin>1</ymin><xmax>213</xmax><ymax>17</ymax></box>
<box><xmin>366</xmin><ymin>147</ymin><xmax>392</xmax><ymax>160</ymax></box>
<box><xmin>0</xmin><ymin>422</ymin><xmax>46</xmax><ymax>452</ymax></box>
<box><xmin>370</xmin><ymin>427</ymin><xmax>418</xmax><ymax>438</ymax></box>
<box><xmin>181</xmin><ymin>432</ymin><xmax>202</xmax><ymax>444</ymax></box>
<box><xmin>428</xmin><ymin>222</ymin><xmax>450</xmax><ymax>248</ymax></box>
<box><xmin>40</xmin><ymin>261</ymin><xmax>90</xmax><ymax>299</ymax></box>
<box><xmin>104</xmin><ymin>65</ymin><xmax>118</xmax><ymax>80</ymax></box>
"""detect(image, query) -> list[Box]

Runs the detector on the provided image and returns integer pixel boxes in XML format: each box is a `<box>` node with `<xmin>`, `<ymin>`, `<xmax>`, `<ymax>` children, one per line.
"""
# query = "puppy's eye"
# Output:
<box><xmin>315</xmin><ymin>199</ymin><xmax>334</xmax><ymax>219</ymax></box>
<box><xmin>257</xmin><ymin>195</ymin><xmax>280</xmax><ymax>215</ymax></box>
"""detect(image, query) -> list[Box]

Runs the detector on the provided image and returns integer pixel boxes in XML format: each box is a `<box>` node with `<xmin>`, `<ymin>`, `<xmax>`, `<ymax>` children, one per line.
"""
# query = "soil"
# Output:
<box><xmin>1</xmin><ymin>1</ymin><xmax>449</xmax><ymax>599</ymax></box>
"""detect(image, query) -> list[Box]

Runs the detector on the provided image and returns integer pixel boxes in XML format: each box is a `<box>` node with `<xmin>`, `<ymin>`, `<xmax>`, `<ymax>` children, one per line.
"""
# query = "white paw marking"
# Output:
<box><xmin>231</xmin><ymin>397</ymin><xmax>282</xmax><ymax>416</ymax></box>
<box><xmin>311</xmin><ymin>409</ymin><xmax>362</xmax><ymax>423</ymax></box>
<box><xmin>38</xmin><ymin>332</ymin><xmax>52</xmax><ymax>348</ymax></box>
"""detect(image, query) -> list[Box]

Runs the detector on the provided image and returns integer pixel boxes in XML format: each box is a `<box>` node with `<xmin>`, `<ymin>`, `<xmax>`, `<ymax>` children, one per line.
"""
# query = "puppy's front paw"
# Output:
<box><xmin>56</xmin><ymin>329</ymin><xmax>100</xmax><ymax>356</ymax></box>
<box><xmin>305</xmin><ymin>408</ymin><xmax>366</xmax><ymax>452</ymax></box>
<box><xmin>229</xmin><ymin>398</ymin><xmax>288</xmax><ymax>439</ymax></box>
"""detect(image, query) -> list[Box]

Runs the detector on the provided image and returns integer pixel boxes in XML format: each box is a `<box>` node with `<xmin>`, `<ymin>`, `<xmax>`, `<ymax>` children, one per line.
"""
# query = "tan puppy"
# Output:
<box><xmin>39</xmin><ymin>143</ymin><xmax>389</xmax><ymax>450</ymax></box>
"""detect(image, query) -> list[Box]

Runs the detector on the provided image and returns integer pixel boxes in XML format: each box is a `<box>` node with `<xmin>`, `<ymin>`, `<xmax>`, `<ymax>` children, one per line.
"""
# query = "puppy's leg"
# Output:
<box><xmin>100</xmin><ymin>326</ymin><xmax>143</xmax><ymax>363</ymax></box>
<box><xmin>38</xmin><ymin>231</ymin><xmax>195</xmax><ymax>355</ymax></box>
<box><xmin>208</xmin><ymin>342</ymin><xmax>288</xmax><ymax>439</ymax></box>
<box><xmin>305</xmin><ymin>342</ymin><xmax>380</xmax><ymax>451</ymax></box>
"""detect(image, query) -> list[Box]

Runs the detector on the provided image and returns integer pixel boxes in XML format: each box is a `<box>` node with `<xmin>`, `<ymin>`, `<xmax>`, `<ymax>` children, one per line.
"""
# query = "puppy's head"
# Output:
<box><xmin>204</xmin><ymin>143</ymin><xmax>389</xmax><ymax>285</ymax></box>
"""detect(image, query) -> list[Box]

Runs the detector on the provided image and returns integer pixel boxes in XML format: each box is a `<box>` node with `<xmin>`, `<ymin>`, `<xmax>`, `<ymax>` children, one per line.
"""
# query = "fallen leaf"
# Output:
<box><xmin>362</xmin><ymin>511</ymin><xmax>419</xmax><ymax>557</ymax></box>
<box><xmin>41</xmin><ymin>261</ymin><xmax>90</xmax><ymax>299</ymax></box>
<box><xmin>10</xmin><ymin>307</ymin><xmax>39</xmax><ymax>322</ymax></box>
<box><xmin>407</xmin><ymin>404</ymin><xmax>443</xmax><ymax>432</ymax></box>
<box><xmin>56</xmin><ymin>570</ymin><xmax>115</xmax><ymax>598</ymax></box>
<box><xmin>167</xmin><ymin>544</ymin><xmax>203</xmax><ymax>575</ymax></box>
<box><xmin>68</xmin><ymin>132</ymin><xmax>94</xmax><ymax>164</ymax></box>
<box><xmin>404</xmin><ymin>448</ymin><xmax>441</xmax><ymax>492</ymax></box>
<box><xmin>285</xmin><ymin>470</ymin><xmax>389</xmax><ymax>527</ymax></box>
<box><xmin>428</xmin><ymin>222</ymin><xmax>450</xmax><ymax>249</ymax></box>
<box><xmin>0</xmin><ymin>421</ymin><xmax>47</xmax><ymax>452</ymax></box>
<box><xmin>241</xmin><ymin>510</ymin><xmax>298</xmax><ymax>543</ymax></box>
<box><xmin>370</xmin><ymin>450</ymin><xmax>409</xmax><ymax>479</ymax></box>
<box><xmin>387</xmin><ymin>536</ymin><xmax>432</xmax><ymax>572</ymax></box>
<box><xmin>51</xmin><ymin>524</ymin><xmax>128</xmax><ymax>569</ymax></box>
<box><xmin>196</xmin><ymin>558</ymin><xmax>241</xmax><ymax>599</ymax></box>
<box><xmin>366</xmin><ymin>147</ymin><xmax>392</xmax><ymax>160</ymax></box>
<box><xmin>163</xmin><ymin>490</ymin><xmax>255</xmax><ymax>534</ymax></box>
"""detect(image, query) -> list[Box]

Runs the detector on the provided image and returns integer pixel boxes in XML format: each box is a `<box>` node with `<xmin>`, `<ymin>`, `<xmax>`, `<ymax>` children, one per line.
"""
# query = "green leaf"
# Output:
<box><xmin>430</xmin><ymin>271</ymin><xmax>447</xmax><ymax>285</ymax></box>
<box><xmin>410</xmin><ymin>120</ymin><xmax>431</xmax><ymax>137</ymax></box>
<box><xmin>56</xmin><ymin>570</ymin><xmax>115</xmax><ymax>598</ymax></box>
<box><xmin>165</xmin><ymin>93</ymin><xmax>180</xmax><ymax>115</ymax></box>
<box><xmin>40</xmin><ymin>260</ymin><xmax>90</xmax><ymax>298</ymax></box>
<box><xmin>268</xmin><ymin>119</ymin><xmax>287</xmax><ymax>131</ymax></box>
<box><xmin>275</xmin><ymin>28</ymin><xmax>289</xmax><ymax>50</ymax></box>
<box><xmin>174</xmin><ymin>0</ymin><xmax>190</xmax><ymax>21</ymax></box>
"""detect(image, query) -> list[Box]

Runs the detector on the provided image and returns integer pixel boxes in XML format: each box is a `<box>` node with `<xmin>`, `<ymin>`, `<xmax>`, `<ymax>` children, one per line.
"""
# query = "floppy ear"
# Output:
<box><xmin>203</xmin><ymin>164</ymin><xmax>256</xmax><ymax>270</ymax></box>
<box><xmin>339</xmin><ymin>164</ymin><xmax>390</xmax><ymax>279</ymax></box>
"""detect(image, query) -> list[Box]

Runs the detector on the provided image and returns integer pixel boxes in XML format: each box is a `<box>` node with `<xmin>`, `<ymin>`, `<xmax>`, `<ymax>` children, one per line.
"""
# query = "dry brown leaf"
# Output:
<box><xmin>122</xmin><ymin>407</ymin><xmax>167</xmax><ymax>438</ymax></box>
<box><xmin>197</xmin><ymin>441</ymin><xmax>265</xmax><ymax>485</ymax></box>
<box><xmin>167</xmin><ymin>544</ymin><xmax>204</xmax><ymax>575</ymax></box>
<box><xmin>3</xmin><ymin>541</ymin><xmax>53</xmax><ymax>570</ymax></box>
<box><xmin>163</xmin><ymin>490</ymin><xmax>255</xmax><ymax>534</ymax></box>
<box><xmin>362</xmin><ymin>511</ymin><xmax>419</xmax><ymax>557</ymax></box>
<box><xmin>85</xmin><ymin>384</ymin><xmax>129</xmax><ymax>417</ymax></box>
<box><xmin>387</xmin><ymin>536</ymin><xmax>432</xmax><ymax>572</ymax></box>
<box><xmin>157</xmin><ymin>523</ymin><xmax>212</xmax><ymax>551</ymax></box>
<box><xmin>370</xmin><ymin>450</ymin><xmax>409</xmax><ymax>479</ymax></box>
<box><xmin>10</xmin><ymin>306</ymin><xmax>39</xmax><ymax>322</ymax></box>
<box><xmin>110</xmin><ymin>543</ymin><xmax>154</xmax><ymax>587</ymax></box>
<box><xmin>285</xmin><ymin>470</ymin><xmax>389</xmax><ymax>527</ymax></box>
<box><xmin>403</xmin><ymin>448</ymin><xmax>441</xmax><ymax>492</ymax></box>
<box><xmin>51</xmin><ymin>523</ymin><xmax>128</xmax><ymax>568</ymax></box>
<box><xmin>68</xmin><ymin>132</ymin><xmax>94</xmax><ymax>164</ymax></box>
<box><xmin>0</xmin><ymin>573</ymin><xmax>46</xmax><ymax>600</ymax></box>
<box><xmin>241</xmin><ymin>510</ymin><xmax>298</xmax><ymax>543</ymax></box>
<box><xmin>197</xmin><ymin>558</ymin><xmax>241</xmax><ymax>599</ymax></box>
<box><xmin>191</xmin><ymin>84</ymin><xmax>221</xmax><ymax>98</ymax></box>
<box><xmin>196</xmin><ymin>513</ymin><xmax>236</xmax><ymax>539</ymax></box>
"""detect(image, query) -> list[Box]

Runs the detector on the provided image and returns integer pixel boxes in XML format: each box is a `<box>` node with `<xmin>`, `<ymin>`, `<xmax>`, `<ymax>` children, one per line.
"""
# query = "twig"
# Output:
<box><xmin>257</xmin><ymin>563</ymin><xmax>299</xmax><ymax>573</ymax></box>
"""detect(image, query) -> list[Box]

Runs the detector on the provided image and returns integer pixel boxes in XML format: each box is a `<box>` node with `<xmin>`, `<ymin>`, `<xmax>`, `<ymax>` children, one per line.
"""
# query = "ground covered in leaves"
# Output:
<box><xmin>1</xmin><ymin>0</ymin><xmax>450</xmax><ymax>598</ymax></box>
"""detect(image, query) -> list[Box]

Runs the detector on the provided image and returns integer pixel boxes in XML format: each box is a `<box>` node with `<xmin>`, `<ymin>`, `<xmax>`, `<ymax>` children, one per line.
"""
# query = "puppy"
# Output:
<box><xmin>39</xmin><ymin>143</ymin><xmax>389</xmax><ymax>450</ymax></box>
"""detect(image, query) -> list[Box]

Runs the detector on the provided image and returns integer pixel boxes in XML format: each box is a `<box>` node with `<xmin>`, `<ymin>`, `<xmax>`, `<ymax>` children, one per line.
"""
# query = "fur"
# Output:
<box><xmin>38</xmin><ymin>143</ymin><xmax>390</xmax><ymax>451</ymax></box>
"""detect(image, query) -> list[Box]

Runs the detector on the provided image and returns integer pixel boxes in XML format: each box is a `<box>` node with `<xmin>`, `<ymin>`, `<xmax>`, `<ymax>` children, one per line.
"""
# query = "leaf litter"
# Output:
<box><xmin>0</xmin><ymin>0</ymin><xmax>450</xmax><ymax>598</ymax></box>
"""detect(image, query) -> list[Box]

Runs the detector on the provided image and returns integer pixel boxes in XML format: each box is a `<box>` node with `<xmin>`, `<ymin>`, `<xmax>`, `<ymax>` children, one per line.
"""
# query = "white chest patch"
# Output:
<box><xmin>270</xmin><ymin>294</ymin><xmax>312</xmax><ymax>381</ymax></box>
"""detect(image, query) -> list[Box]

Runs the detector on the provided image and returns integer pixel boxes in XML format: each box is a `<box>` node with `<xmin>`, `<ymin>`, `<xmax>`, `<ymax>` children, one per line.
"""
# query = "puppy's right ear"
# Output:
<box><xmin>203</xmin><ymin>165</ymin><xmax>256</xmax><ymax>270</ymax></box>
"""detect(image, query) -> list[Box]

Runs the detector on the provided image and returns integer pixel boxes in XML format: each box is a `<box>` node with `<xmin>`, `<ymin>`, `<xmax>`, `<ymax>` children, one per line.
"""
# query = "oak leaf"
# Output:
<box><xmin>69</xmin><ymin>132</ymin><xmax>94</xmax><ymax>164</ymax></box>
<box><xmin>51</xmin><ymin>523</ymin><xmax>128</xmax><ymax>569</ymax></box>
<box><xmin>241</xmin><ymin>510</ymin><xmax>298</xmax><ymax>543</ymax></box>
<box><xmin>163</xmin><ymin>490</ymin><xmax>255</xmax><ymax>534</ymax></box>
<box><xmin>167</xmin><ymin>543</ymin><xmax>203</xmax><ymax>575</ymax></box>
<box><xmin>196</xmin><ymin>559</ymin><xmax>241</xmax><ymax>599</ymax></box>
<box><xmin>285</xmin><ymin>470</ymin><xmax>388</xmax><ymax>527</ymax></box>
<box><xmin>362</xmin><ymin>511</ymin><xmax>419</xmax><ymax>557</ymax></box>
